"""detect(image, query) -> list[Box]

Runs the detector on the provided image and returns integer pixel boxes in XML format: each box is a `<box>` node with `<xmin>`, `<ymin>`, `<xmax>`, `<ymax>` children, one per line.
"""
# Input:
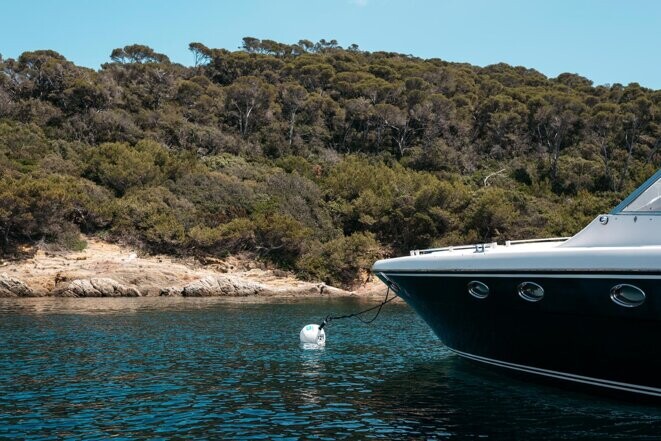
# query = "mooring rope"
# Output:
<box><xmin>318</xmin><ymin>286</ymin><xmax>396</xmax><ymax>330</ymax></box>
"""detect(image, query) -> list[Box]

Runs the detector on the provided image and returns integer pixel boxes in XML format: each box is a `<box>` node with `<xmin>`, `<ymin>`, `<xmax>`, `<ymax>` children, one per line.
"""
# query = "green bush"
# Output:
<box><xmin>297</xmin><ymin>232</ymin><xmax>381</xmax><ymax>289</ymax></box>
<box><xmin>463</xmin><ymin>187</ymin><xmax>520</xmax><ymax>243</ymax></box>
<box><xmin>112</xmin><ymin>187</ymin><xmax>194</xmax><ymax>251</ymax></box>
<box><xmin>323</xmin><ymin>156</ymin><xmax>469</xmax><ymax>252</ymax></box>
<box><xmin>85</xmin><ymin>140</ymin><xmax>172</xmax><ymax>195</ymax></box>
<box><xmin>0</xmin><ymin>174</ymin><xmax>106</xmax><ymax>254</ymax></box>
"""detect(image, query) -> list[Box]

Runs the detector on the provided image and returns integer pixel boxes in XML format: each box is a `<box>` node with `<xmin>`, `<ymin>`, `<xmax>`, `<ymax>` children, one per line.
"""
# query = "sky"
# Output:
<box><xmin>1</xmin><ymin>0</ymin><xmax>660</xmax><ymax>89</ymax></box>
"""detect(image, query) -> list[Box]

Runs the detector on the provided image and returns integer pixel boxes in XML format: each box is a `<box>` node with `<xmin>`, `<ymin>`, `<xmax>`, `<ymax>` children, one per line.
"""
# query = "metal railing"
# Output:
<box><xmin>410</xmin><ymin>237</ymin><xmax>571</xmax><ymax>256</ymax></box>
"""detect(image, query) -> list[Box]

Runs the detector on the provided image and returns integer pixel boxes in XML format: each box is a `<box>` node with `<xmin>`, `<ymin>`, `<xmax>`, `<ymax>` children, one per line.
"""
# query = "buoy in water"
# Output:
<box><xmin>300</xmin><ymin>324</ymin><xmax>326</xmax><ymax>347</ymax></box>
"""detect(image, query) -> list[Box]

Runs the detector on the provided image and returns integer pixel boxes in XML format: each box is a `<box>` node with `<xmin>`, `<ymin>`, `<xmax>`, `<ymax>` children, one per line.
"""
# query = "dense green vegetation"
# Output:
<box><xmin>0</xmin><ymin>38</ymin><xmax>659</xmax><ymax>287</ymax></box>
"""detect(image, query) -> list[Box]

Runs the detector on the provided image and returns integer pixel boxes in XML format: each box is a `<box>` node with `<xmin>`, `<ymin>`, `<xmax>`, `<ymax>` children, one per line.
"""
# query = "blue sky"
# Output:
<box><xmin>1</xmin><ymin>0</ymin><xmax>660</xmax><ymax>89</ymax></box>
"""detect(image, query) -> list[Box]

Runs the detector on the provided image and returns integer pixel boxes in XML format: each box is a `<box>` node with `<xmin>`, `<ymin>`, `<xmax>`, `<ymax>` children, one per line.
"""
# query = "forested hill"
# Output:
<box><xmin>0</xmin><ymin>38</ymin><xmax>659</xmax><ymax>287</ymax></box>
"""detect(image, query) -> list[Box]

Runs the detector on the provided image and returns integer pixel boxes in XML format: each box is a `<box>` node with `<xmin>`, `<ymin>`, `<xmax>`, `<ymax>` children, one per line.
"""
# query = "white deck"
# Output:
<box><xmin>373</xmin><ymin>214</ymin><xmax>661</xmax><ymax>273</ymax></box>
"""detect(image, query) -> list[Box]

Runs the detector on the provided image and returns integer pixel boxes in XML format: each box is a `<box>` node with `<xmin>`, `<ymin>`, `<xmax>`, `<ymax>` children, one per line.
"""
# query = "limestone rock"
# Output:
<box><xmin>57</xmin><ymin>278</ymin><xmax>141</xmax><ymax>297</ymax></box>
<box><xmin>0</xmin><ymin>273</ymin><xmax>34</xmax><ymax>297</ymax></box>
<box><xmin>182</xmin><ymin>275</ymin><xmax>265</xmax><ymax>297</ymax></box>
<box><xmin>159</xmin><ymin>286</ymin><xmax>183</xmax><ymax>297</ymax></box>
<box><xmin>318</xmin><ymin>284</ymin><xmax>352</xmax><ymax>296</ymax></box>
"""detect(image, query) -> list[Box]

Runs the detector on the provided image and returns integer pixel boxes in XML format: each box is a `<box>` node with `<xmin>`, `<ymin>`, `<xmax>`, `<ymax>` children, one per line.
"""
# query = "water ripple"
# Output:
<box><xmin>1</xmin><ymin>297</ymin><xmax>660</xmax><ymax>439</ymax></box>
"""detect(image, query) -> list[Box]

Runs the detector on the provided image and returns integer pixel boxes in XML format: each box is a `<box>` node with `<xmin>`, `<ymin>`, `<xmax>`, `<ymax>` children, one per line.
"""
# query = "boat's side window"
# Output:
<box><xmin>518</xmin><ymin>282</ymin><xmax>544</xmax><ymax>302</ymax></box>
<box><xmin>610</xmin><ymin>284</ymin><xmax>646</xmax><ymax>308</ymax></box>
<box><xmin>467</xmin><ymin>281</ymin><xmax>489</xmax><ymax>299</ymax></box>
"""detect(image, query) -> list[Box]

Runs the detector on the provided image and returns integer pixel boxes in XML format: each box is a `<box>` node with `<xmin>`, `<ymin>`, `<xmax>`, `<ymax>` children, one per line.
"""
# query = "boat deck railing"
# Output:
<box><xmin>409</xmin><ymin>237</ymin><xmax>571</xmax><ymax>256</ymax></box>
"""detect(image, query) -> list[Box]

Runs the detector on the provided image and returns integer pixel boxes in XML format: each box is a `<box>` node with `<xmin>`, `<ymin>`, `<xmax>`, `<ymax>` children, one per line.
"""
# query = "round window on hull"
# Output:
<box><xmin>518</xmin><ymin>282</ymin><xmax>544</xmax><ymax>302</ymax></box>
<box><xmin>610</xmin><ymin>284</ymin><xmax>646</xmax><ymax>308</ymax></box>
<box><xmin>467</xmin><ymin>281</ymin><xmax>489</xmax><ymax>299</ymax></box>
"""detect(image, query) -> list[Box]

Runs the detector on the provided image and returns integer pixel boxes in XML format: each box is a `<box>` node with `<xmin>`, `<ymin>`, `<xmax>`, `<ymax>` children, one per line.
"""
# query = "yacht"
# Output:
<box><xmin>372</xmin><ymin>170</ymin><xmax>661</xmax><ymax>398</ymax></box>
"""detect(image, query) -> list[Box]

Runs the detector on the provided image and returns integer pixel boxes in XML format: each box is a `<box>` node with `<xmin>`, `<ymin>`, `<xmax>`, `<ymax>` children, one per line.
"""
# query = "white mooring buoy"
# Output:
<box><xmin>300</xmin><ymin>324</ymin><xmax>326</xmax><ymax>348</ymax></box>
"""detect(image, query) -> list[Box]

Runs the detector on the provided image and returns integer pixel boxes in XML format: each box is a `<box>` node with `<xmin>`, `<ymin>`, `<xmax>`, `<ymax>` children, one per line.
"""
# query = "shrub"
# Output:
<box><xmin>168</xmin><ymin>169</ymin><xmax>256</xmax><ymax>226</ymax></box>
<box><xmin>463</xmin><ymin>187</ymin><xmax>520</xmax><ymax>242</ymax></box>
<box><xmin>85</xmin><ymin>140</ymin><xmax>171</xmax><ymax>195</ymax></box>
<box><xmin>112</xmin><ymin>187</ymin><xmax>195</xmax><ymax>252</ymax></box>
<box><xmin>261</xmin><ymin>172</ymin><xmax>337</xmax><ymax>241</ymax></box>
<box><xmin>297</xmin><ymin>232</ymin><xmax>381</xmax><ymax>288</ymax></box>
<box><xmin>0</xmin><ymin>174</ymin><xmax>102</xmax><ymax>254</ymax></box>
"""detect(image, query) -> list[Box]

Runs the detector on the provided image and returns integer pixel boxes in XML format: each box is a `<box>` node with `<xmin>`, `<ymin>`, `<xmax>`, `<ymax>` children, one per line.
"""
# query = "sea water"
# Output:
<box><xmin>0</xmin><ymin>297</ymin><xmax>660</xmax><ymax>440</ymax></box>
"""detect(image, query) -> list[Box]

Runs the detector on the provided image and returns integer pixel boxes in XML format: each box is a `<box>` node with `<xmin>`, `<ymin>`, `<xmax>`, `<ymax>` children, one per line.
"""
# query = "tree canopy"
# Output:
<box><xmin>0</xmin><ymin>38</ymin><xmax>658</xmax><ymax>286</ymax></box>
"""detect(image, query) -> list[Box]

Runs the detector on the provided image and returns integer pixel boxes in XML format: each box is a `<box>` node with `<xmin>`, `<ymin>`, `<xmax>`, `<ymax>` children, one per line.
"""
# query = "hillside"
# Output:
<box><xmin>0</xmin><ymin>38</ymin><xmax>659</xmax><ymax>288</ymax></box>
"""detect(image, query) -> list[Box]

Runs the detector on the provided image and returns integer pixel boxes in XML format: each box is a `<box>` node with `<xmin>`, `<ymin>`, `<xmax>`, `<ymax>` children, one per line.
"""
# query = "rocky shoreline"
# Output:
<box><xmin>0</xmin><ymin>238</ymin><xmax>384</xmax><ymax>299</ymax></box>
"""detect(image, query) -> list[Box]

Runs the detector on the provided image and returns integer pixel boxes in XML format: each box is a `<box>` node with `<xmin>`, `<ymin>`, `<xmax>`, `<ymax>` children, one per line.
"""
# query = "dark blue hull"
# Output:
<box><xmin>376</xmin><ymin>271</ymin><xmax>661</xmax><ymax>398</ymax></box>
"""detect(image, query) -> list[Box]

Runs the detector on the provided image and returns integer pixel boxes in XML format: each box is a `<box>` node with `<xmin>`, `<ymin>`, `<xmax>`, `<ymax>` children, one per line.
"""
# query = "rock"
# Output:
<box><xmin>199</xmin><ymin>256</ymin><xmax>225</xmax><ymax>266</ymax></box>
<box><xmin>57</xmin><ymin>278</ymin><xmax>141</xmax><ymax>297</ymax></box>
<box><xmin>0</xmin><ymin>273</ymin><xmax>34</xmax><ymax>297</ymax></box>
<box><xmin>159</xmin><ymin>287</ymin><xmax>183</xmax><ymax>297</ymax></box>
<box><xmin>275</xmin><ymin>285</ymin><xmax>322</xmax><ymax>296</ymax></box>
<box><xmin>272</xmin><ymin>269</ymin><xmax>288</xmax><ymax>278</ymax></box>
<box><xmin>54</xmin><ymin>272</ymin><xmax>70</xmax><ymax>285</ymax></box>
<box><xmin>318</xmin><ymin>284</ymin><xmax>350</xmax><ymax>296</ymax></box>
<box><xmin>182</xmin><ymin>275</ymin><xmax>265</xmax><ymax>297</ymax></box>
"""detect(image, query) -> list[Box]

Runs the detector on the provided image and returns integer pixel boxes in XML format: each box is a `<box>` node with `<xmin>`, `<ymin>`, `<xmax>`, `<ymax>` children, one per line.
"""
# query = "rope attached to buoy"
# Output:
<box><xmin>299</xmin><ymin>286</ymin><xmax>398</xmax><ymax>347</ymax></box>
<box><xmin>318</xmin><ymin>286</ymin><xmax>396</xmax><ymax>331</ymax></box>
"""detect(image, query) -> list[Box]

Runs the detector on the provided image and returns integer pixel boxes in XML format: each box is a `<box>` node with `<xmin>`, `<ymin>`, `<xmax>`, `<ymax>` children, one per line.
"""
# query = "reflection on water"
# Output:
<box><xmin>0</xmin><ymin>298</ymin><xmax>660</xmax><ymax>439</ymax></box>
<box><xmin>0</xmin><ymin>296</ymin><xmax>307</xmax><ymax>315</ymax></box>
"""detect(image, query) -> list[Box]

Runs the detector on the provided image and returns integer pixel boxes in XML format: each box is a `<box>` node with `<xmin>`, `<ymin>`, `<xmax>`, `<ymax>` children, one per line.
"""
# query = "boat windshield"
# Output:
<box><xmin>622</xmin><ymin>175</ymin><xmax>661</xmax><ymax>212</ymax></box>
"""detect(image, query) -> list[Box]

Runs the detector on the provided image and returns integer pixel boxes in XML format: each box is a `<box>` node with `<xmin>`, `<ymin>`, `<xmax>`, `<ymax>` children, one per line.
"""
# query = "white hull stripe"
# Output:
<box><xmin>382</xmin><ymin>272</ymin><xmax>661</xmax><ymax>280</ymax></box>
<box><xmin>449</xmin><ymin>348</ymin><xmax>661</xmax><ymax>397</ymax></box>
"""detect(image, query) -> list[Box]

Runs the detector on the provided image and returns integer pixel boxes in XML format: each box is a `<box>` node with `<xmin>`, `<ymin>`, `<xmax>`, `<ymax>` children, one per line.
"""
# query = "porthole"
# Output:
<box><xmin>518</xmin><ymin>282</ymin><xmax>544</xmax><ymax>302</ymax></box>
<box><xmin>467</xmin><ymin>281</ymin><xmax>489</xmax><ymax>299</ymax></box>
<box><xmin>610</xmin><ymin>284</ymin><xmax>645</xmax><ymax>308</ymax></box>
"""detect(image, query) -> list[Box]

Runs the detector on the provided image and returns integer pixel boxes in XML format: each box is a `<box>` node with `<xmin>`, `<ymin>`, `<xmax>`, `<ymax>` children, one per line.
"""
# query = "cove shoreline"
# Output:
<box><xmin>0</xmin><ymin>237</ymin><xmax>387</xmax><ymax>299</ymax></box>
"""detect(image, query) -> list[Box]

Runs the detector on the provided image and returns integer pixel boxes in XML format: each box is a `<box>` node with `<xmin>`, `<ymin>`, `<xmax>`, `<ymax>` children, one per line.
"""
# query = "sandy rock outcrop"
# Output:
<box><xmin>56</xmin><ymin>278</ymin><xmax>141</xmax><ymax>297</ymax></box>
<box><xmin>1</xmin><ymin>237</ymin><xmax>374</xmax><ymax>298</ymax></box>
<box><xmin>178</xmin><ymin>275</ymin><xmax>266</xmax><ymax>297</ymax></box>
<box><xmin>0</xmin><ymin>273</ymin><xmax>34</xmax><ymax>297</ymax></box>
<box><xmin>159</xmin><ymin>286</ymin><xmax>184</xmax><ymax>297</ymax></box>
<box><xmin>318</xmin><ymin>284</ymin><xmax>352</xmax><ymax>296</ymax></box>
<box><xmin>161</xmin><ymin>276</ymin><xmax>355</xmax><ymax>298</ymax></box>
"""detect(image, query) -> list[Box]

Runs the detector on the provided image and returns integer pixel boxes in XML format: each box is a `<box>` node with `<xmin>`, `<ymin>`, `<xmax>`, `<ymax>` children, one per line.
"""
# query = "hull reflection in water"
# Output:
<box><xmin>373</xmin><ymin>169</ymin><xmax>661</xmax><ymax>399</ymax></box>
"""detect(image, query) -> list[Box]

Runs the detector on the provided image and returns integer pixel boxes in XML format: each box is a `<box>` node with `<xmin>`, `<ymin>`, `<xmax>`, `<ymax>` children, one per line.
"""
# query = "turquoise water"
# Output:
<box><xmin>1</xmin><ymin>297</ymin><xmax>660</xmax><ymax>440</ymax></box>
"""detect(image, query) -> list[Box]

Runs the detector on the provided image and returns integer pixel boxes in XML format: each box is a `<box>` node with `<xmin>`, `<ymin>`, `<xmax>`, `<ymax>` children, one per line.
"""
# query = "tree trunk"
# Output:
<box><xmin>550</xmin><ymin>131</ymin><xmax>563</xmax><ymax>183</ymax></box>
<box><xmin>288</xmin><ymin>109</ymin><xmax>297</xmax><ymax>146</ymax></box>
<box><xmin>243</xmin><ymin>105</ymin><xmax>253</xmax><ymax>136</ymax></box>
<box><xmin>646</xmin><ymin>137</ymin><xmax>661</xmax><ymax>164</ymax></box>
<box><xmin>599</xmin><ymin>140</ymin><xmax>615</xmax><ymax>192</ymax></box>
<box><xmin>618</xmin><ymin>132</ymin><xmax>636</xmax><ymax>191</ymax></box>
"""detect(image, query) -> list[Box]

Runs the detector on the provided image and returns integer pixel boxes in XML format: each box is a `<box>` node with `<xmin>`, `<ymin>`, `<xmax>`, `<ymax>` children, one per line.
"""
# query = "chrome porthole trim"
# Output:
<box><xmin>610</xmin><ymin>284</ymin><xmax>646</xmax><ymax>308</ymax></box>
<box><xmin>518</xmin><ymin>282</ymin><xmax>544</xmax><ymax>302</ymax></box>
<box><xmin>467</xmin><ymin>281</ymin><xmax>489</xmax><ymax>299</ymax></box>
